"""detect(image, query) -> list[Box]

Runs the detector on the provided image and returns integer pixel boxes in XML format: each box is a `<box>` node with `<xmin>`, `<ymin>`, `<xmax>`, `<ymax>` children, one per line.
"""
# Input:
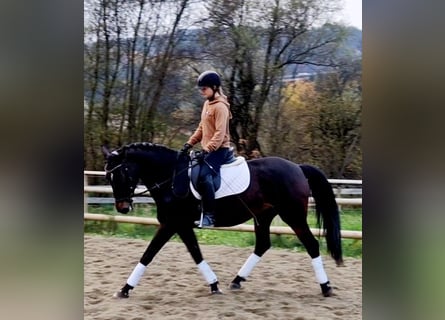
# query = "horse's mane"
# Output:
<box><xmin>115</xmin><ymin>142</ymin><xmax>174</xmax><ymax>156</ymax></box>
<box><xmin>105</xmin><ymin>142</ymin><xmax>175</xmax><ymax>172</ymax></box>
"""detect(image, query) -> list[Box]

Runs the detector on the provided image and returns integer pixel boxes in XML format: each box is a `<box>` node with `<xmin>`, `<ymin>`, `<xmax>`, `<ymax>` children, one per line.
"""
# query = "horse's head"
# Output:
<box><xmin>102</xmin><ymin>146</ymin><xmax>140</xmax><ymax>214</ymax></box>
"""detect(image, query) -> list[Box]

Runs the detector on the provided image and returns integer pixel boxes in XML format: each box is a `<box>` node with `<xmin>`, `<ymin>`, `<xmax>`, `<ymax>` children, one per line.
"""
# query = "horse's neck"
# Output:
<box><xmin>135</xmin><ymin>151</ymin><xmax>177</xmax><ymax>187</ymax></box>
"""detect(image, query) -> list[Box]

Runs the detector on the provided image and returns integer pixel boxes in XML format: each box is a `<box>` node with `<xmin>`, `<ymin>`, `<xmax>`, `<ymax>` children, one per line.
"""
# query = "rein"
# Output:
<box><xmin>113</xmin><ymin>154</ymin><xmax>200</xmax><ymax>198</ymax></box>
<box><xmin>104</xmin><ymin>163</ymin><xmax>122</xmax><ymax>173</ymax></box>
<box><xmin>106</xmin><ymin>149</ymin><xmax>259</xmax><ymax>226</ymax></box>
<box><xmin>136</xmin><ymin>156</ymin><xmax>200</xmax><ymax>196</ymax></box>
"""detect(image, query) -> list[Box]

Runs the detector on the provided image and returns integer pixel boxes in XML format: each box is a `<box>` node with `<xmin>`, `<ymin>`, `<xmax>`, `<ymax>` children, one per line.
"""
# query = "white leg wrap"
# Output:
<box><xmin>311</xmin><ymin>256</ymin><xmax>328</xmax><ymax>284</ymax></box>
<box><xmin>127</xmin><ymin>262</ymin><xmax>146</xmax><ymax>287</ymax></box>
<box><xmin>198</xmin><ymin>260</ymin><xmax>218</xmax><ymax>284</ymax></box>
<box><xmin>238</xmin><ymin>253</ymin><xmax>261</xmax><ymax>279</ymax></box>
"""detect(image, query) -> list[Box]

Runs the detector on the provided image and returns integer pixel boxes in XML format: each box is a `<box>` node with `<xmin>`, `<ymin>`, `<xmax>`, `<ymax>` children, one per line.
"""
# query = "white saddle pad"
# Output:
<box><xmin>190</xmin><ymin>156</ymin><xmax>250</xmax><ymax>200</ymax></box>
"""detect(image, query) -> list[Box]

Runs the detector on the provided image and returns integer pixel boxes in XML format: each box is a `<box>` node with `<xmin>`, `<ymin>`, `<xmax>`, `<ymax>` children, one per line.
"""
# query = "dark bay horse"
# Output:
<box><xmin>102</xmin><ymin>142</ymin><xmax>343</xmax><ymax>298</ymax></box>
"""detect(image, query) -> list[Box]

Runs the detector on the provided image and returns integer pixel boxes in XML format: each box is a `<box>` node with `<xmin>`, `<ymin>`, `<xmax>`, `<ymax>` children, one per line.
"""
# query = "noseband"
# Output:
<box><xmin>104</xmin><ymin>163</ymin><xmax>136</xmax><ymax>203</ymax></box>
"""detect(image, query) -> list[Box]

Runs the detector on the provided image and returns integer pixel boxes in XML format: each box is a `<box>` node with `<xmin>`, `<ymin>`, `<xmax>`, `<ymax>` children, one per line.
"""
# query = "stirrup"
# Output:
<box><xmin>194</xmin><ymin>212</ymin><xmax>215</xmax><ymax>228</ymax></box>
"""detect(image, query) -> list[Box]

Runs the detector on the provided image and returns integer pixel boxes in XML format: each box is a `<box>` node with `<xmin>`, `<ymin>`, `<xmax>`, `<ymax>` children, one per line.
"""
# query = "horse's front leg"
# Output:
<box><xmin>230</xmin><ymin>211</ymin><xmax>275</xmax><ymax>290</ymax></box>
<box><xmin>113</xmin><ymin>223</ymin><xmax>176</xmax><ymax>298</ymax></box>
<box><xmin>176</xmin><ymin>226</ymin><xmax>222</xmax><ymax>294</ymax></box>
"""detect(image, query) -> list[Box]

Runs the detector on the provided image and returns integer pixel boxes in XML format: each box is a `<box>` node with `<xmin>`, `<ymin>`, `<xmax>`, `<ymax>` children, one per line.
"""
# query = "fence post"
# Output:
<box><xmin>84</xmin><ymin>173</ymin><xmax>88</xmax><ymax>213</ymax></box>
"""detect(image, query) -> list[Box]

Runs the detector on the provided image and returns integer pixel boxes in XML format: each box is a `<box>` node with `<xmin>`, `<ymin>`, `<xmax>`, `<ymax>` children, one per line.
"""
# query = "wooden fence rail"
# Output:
<box><xmin>84</xmin><ymin>171</ymin><xmax>363</xmax><ymax>185</ymax></box>
<box><xmin>84</xmin><ymin>171</ymin><xmax>362</xmax><ymax>240</ymax></box>
<box><xmin>84</xmin><ymin>171</ymin><xmax>362</xmax><ymax>206</ymax></box>
<box><xmin>84</xmin><ymin>213</ymin><xmax>362</xmax><ymax>240</ymax></box>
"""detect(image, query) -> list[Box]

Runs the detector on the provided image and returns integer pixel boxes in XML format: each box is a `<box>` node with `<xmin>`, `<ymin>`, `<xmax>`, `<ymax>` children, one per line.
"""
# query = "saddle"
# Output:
<box><xmin>172</xmin><ymin>149</ymin><xmax>250</xmax><ymax>200</ymax></box>
<box><xmin>189</xmin><ymin>150</ymin><xmax>250</xmax><ymax>200</ymax></box>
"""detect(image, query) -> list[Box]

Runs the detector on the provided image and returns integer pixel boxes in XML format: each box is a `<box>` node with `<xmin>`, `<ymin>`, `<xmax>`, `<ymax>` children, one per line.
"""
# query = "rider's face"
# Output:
<box><xmin>199</xmin><ymin>86</ymin><xmax>213</xmax><ymax>99</ymax></box>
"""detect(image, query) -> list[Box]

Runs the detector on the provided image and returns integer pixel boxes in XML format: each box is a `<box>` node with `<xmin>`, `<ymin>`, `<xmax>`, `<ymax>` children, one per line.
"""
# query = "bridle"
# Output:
<box><xmin>105</xmin><ymin>153</ymin><xmax>200</xmax><ymax>202</ymax></box>
<box><xmin>104</xmin><ymin>162</ymin><xmax>137</xmax><ymax>203</ymax></box>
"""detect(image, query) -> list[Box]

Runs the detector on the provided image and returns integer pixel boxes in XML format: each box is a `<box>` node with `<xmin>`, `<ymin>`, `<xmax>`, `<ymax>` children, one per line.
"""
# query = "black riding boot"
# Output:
<box><xmin>198</xmin><ymin>212</ymin><xmax>215</xmax><ymax>228</ymax></box>
<box><xmin>195</xmin><ymin>175</ymin><xmax>216</xmax><ymax>228</ymax></box>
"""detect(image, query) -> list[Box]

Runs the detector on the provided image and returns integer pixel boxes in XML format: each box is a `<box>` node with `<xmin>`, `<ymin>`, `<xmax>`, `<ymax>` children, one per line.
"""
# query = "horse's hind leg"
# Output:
<box><xmin>176</xmin><ymin>226</ymin><xmax>222</xmax><ymax>294</ymax></box>
<box><xmin>289</xmin><ymin>221</ymin><xmax>334</xmax><ymax>297</ymax></box>
<box><xmin>113</xmin><ymin>223</ymin><xmax>176</xmax><ymax>298</ymax></box>
<box><xmin>230</xmin><ymin>209</ymin><xmax>275</xmax><ymax>290</ymax></box>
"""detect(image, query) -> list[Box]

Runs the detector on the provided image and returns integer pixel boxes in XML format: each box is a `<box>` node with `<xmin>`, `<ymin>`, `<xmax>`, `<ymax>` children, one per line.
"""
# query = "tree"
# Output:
<box><xmin>202</xmin><ymin>0</ymin><xmax>346</xmax><ymax>158</ymax></box>
<box><xmin>84</xmin><ymin>0</ymin><xmax>125</xmax><ymax>169</ymax></box>
<box><xmin>83</xmin><ymin>0</ymin><xmax>361</xmax><ymax>176</ymax></box>
<box><xmin>311</xmin><ymin>58</ymin><xmax>361</xmax><ymax>178</ymax></box>
<box><xmin>266</xmin><ymin>80</ymin><xmax>318</xmax><ymax>160</ymax></box>
<box><xmin>264</xmin><ymin>55</ymin><xmax>362</xmax><ymax>178</ymax></box>
<box><xmin>84</xmin><ymin>0</ymin><xmax>194</xmax><ymax>169</ymax></box>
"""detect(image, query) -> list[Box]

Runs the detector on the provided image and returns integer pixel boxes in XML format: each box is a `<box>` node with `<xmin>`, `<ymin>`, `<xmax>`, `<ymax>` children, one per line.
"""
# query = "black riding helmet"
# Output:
<box><xmin>197</xmin><ymin>70</ymin><xmax>221</xmax><ymax>88</ymax></box>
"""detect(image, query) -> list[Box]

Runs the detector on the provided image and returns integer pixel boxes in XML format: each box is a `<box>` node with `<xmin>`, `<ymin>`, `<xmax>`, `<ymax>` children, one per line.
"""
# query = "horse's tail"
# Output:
<box><xmin>300</xmin><ymin>164</ymin><xmax>343</xmax><ymax>265</ymax></box>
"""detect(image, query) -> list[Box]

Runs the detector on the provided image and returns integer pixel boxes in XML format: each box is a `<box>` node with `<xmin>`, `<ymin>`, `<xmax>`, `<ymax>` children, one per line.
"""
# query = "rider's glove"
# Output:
<box><xmin>195</xmin><ymin>150</ymin><xmax>208</xmax><ymax>162</ymax></box>
<box><xmin>179</xmin><ymin>143</ymin><xmax>192</xmax><ymax>155</ymax></box>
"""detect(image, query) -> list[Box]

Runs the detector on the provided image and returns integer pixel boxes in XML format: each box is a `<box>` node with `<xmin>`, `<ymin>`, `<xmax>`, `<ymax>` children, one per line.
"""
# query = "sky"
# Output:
<box><xmin>85</xmin><ymin>0</ymin><xmax>363</xmax><ymax>33</ymax></box>
<box><xmin>341</xmin><ymin>0</ymin><xmax>362</xmax><ymax>29</ymax></box>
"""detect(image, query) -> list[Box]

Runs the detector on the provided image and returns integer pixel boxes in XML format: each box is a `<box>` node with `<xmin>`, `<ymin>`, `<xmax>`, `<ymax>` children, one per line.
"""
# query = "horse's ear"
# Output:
<box><xmin>101</xmin><ymin>145</ymin><xmax>111</xmax><ymax>157</ymax></box>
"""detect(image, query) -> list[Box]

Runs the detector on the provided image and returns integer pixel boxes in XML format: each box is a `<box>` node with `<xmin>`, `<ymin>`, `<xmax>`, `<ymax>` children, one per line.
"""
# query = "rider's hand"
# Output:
<box><xmin>179</xmin><ymin>143</ymin><xmax>192</xmax><ymax>155</ymax></box>
<box><xmin>195</xmin><ymin>150</ymin><xmax>208</xmax><ymax>162</ymax></box>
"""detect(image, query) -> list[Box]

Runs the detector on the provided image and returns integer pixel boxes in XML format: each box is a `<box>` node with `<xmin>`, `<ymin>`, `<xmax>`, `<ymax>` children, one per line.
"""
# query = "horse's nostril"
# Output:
<box><xmin>116</xmin><ymin>201</ymin><xmax>130</xmax><ymax>214</ymax></box>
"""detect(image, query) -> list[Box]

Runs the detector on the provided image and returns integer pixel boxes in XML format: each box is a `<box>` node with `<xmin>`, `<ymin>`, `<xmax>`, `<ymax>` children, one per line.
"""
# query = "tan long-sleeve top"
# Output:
<box><xmin>187</xmin><ymin>96</ymin><xmax>232</xmax><ymax>152</ymax></box>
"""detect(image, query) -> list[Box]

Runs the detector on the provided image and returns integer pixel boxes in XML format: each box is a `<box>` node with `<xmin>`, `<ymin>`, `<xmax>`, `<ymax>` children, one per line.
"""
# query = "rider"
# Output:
<box><xmin>180</xmin><ymin>70</ymin><xmax>232</xmax><ymax>227</ymax></box>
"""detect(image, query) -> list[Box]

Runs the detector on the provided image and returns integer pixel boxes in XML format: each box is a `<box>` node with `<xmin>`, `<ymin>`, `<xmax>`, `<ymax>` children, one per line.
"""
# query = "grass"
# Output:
<box><xmin>85</xmin><ymin>204</ymin><xmax>362</xmax><ymax>258</ymax></box>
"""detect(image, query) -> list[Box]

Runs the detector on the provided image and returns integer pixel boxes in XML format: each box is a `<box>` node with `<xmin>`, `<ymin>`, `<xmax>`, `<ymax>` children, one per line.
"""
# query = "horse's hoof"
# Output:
<box><xmin>229</xmin><ymin>282</ymin><xmax>242</xmax><ymax>290</ymax></box>
<box><xmin>229</xmin><ymin>276</ymin><xmax>245</xmax><ymax>290</ymax></box>
<box><xmin>211</xmin><ymin>289</ymin><xmax>223</xmax><ymax>295</ymax></box>
<box><xmin>322</xmin><ymin>288</ymin><xmax>334</xmax><ymax>297</ymax></box>
<box><xmin>320</xmin><ymin>281</ymin><xmax>333</xmax><ymax>297</ymax></box>
<box><xmin>113</xmin><ymin>290</ymin><xmax>129</xmax><ymax>299</ymax></box>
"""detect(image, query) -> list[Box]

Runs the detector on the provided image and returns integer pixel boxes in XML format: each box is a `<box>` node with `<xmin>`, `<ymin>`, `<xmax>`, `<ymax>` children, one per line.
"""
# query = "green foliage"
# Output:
<box><xmin>263</xmin><ymin>59</ymin><xmax>362</xmax><ymax>179</ymax></box>
<box><xmin>84</xmin><ymin>0</ymin><xmax>362</xmax><ymax>179</ymax></box>
<box><xmin>85</xmin><ymin>204</ymin><xmax>158</xmax><ymax>240</ymax></box>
